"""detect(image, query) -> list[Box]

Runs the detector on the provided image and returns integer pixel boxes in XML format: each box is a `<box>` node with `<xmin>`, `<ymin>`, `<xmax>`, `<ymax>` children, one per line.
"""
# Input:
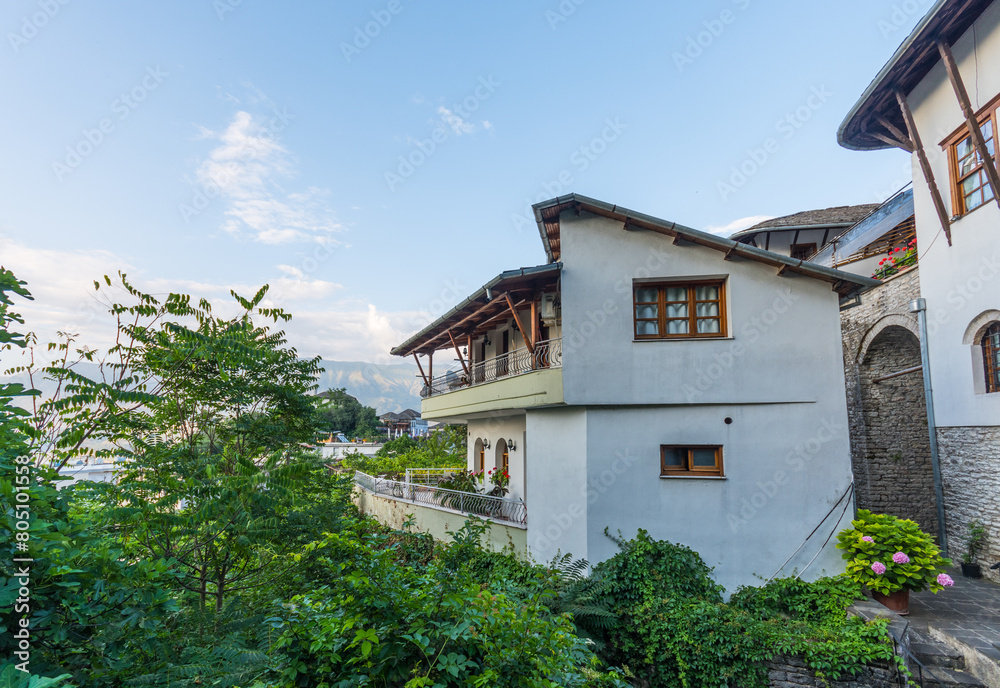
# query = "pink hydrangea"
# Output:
<box><xmin>861</xmin><ymin>536</ymin><xmax>875</xmax><ymax>543</ymax></box>
<box><xmin>871</xmin><ymin>561</ymin><xmax>887</xmax><ymax>575</ymax></box>
<box><xmin>937</xmin><ymin>573</ymin><xmax>954</xmax><ymax>587</ymax></box>
<box><xmin>892</xmin><ymin>552</ymin><xmax>910</xmax><ymax>564</ymax></box>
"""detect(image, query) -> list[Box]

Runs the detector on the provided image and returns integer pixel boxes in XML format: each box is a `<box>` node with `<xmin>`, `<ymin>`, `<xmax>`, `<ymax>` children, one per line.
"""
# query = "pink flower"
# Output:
<box><xmin>937</xmin><ymin>573</ymin><xmax>954</xmax><ymax>587</ymax></box>
<box><xmin>871</xmin><ymin>562</ymin><xmax>887</xmax><ymax>575</ymax></box>
<box><xmin>892</xmin><ymin>552</ymin><xmax>910</xmax><ymax>564</ymax></box>
<box><xmin>862</xmin><ymin>536</ymin><xmax>874</xmax><ymax>543</ymax></box>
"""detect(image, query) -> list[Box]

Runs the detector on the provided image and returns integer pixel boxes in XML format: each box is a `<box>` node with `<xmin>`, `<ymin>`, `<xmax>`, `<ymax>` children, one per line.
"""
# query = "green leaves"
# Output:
<box><xmin>836</xmin><ymin>509</ymin><xmax>951</xmax><ymax>594</ymax></box>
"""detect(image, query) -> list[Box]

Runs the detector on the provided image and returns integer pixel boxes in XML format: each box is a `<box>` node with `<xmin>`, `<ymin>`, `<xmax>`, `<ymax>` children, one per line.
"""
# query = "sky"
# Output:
<box><xmin>1</xmin><ymin>0</ymin><xmax>928</xmax><ymax>367</ymax></box>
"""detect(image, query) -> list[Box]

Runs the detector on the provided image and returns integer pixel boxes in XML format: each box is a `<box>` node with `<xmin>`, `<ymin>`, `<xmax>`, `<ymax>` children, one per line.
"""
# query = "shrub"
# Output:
<box><xmin>836</xmin><ymin>509</ymin><xmax>952</xmax><ymax>595</ymax></box>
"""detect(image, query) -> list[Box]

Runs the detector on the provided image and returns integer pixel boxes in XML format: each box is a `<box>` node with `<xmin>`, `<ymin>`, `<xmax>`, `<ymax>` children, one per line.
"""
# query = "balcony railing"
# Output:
<box><xmin>354</xmin><ymin>470</ymin><xmax>527</xmax><ymax>526</ymax></box>
<box><xmin>420</xmin><ymin>338</ymin><xmax>562</xmax><ymax>398</ymax></box>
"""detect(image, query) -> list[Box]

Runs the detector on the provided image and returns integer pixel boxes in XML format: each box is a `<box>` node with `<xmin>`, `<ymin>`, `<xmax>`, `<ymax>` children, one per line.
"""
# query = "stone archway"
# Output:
<box><xmin>854</xmin><ymin>325</ymin><xmax>939</xmax><ymax>535</ymax></box>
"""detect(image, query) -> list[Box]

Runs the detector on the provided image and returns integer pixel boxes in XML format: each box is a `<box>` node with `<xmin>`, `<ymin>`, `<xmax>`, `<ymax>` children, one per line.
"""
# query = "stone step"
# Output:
<box><xmin>911</xmin><ymin>641</ymin><xmax>966</xmax><ymax>669</ymax></box>
<box><xmin>912</xmin><ymin>665</ymin><xmax>988</xmax><ymax>688</ymax></box>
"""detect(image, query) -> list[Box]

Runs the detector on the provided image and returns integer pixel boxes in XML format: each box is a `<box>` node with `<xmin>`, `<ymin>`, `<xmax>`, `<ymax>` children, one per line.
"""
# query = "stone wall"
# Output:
<box><xmin>765</xmin><ymin>656</ymin><xmax>898</xmax><ymax>688</ymax></box>
<box><xmin>938</xmin><ymin>425</ymin><xmax>1000</xmax><ymax>582</ymax></box>
<box><xmin>840</xmin><ymin>267</ymin><xmax>938</xmax><ymax>534</ymax></box>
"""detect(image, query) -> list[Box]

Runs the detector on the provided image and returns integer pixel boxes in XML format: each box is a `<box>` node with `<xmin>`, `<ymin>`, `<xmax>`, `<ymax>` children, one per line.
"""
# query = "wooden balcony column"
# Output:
<box><xmin>447</xmin><ymin>330</ymin><xmax>470</xmax><ymax>376</ymax></box>
<box><xmin>937</xmin><ymin>39</ymin><xmax>1000</xmax><ymax>215</ymax></box>
<box><xmin>413</xmin><ymin>353</ymin><xmax>430</xmax><ymax>388</ymax></box>
<box><xmin>504</xmin><ymin>293</ymin><xmax>534</xmax><ymax>354</ymax></box>
<box><xmin>895</xmin><ymin>88</ymin><xmax>953</xmax><ymax>246</ymax></box>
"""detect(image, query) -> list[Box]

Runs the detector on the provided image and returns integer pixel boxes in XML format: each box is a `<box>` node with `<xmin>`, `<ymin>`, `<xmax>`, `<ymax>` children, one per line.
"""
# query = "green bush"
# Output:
<box><xmin>836</xmin><ymin>509</ymin><xmax>952</xmax><ymax>595</ymax></box>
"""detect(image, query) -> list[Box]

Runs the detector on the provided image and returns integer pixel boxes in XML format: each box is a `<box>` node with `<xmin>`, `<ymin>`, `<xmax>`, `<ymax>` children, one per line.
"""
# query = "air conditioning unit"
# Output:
<box><xmin>539</xmin><ymin>293</ymin><xmax>559</xmax><ymax>324</ymax></box>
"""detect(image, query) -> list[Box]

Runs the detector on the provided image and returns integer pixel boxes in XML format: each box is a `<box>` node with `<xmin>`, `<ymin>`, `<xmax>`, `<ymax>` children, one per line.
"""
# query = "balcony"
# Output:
<box><xmin>353</xmin><ymin>470</ymin><xmax>527</xmax><ymax>526</ymax></box>
<box><xmin>420</xmin><ymin>338</ymin><xmax>562</xmax><ymax>398</ymax></box>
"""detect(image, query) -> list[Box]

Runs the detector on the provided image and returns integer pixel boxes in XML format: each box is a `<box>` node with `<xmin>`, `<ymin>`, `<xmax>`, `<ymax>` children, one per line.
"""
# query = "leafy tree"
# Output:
<box><xmin>314</xmin><ymin>387</ymin><xmax>378</xmax><ymax>440</ymax></box>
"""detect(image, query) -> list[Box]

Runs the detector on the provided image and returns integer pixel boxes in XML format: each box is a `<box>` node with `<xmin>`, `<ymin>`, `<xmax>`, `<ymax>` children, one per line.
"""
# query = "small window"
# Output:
<box><xmin>660</xmin><ymin>445</ymin><xmax>724</xmax><ymax>477</ymax></box>
<box><xmin>634</xmin><ymin>280</ymin><xmax>726</xmax><ymax>340</ymax></box>
<box><xmin>790</xmin><ymin>243</ymin><xmax>817</xmax><ymax>260</ymax></box>
<box><xmin>983</xmin><ymin>323</ymin><xmax>1000</xmax><ymax>394</ymax></box>
<box><xmin>943</xmin><ymin>97</ymin><xmax>999</xmax><ymax>216</ymax></box>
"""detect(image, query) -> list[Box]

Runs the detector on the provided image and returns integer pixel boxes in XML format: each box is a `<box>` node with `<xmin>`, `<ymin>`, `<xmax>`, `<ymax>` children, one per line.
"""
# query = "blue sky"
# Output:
<box><xmin>1</xmin><ymin>0</ymin><xmax>926</xmax><ymax>365</ymax></box>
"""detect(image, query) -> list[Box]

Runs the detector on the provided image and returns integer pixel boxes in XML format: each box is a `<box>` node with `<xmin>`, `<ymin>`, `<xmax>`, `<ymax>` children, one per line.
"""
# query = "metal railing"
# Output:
<box><xmin>421</xmin><ymin>338</ymin><xmax>562</xmax><ymax>398</ymax></box>
<box><xmin>354</xmin><ymin>470</ymin><xmax>527</xmax><ymax>526</ymax></box>
<box><xmin>404</xmin><ymin>467</ymin><xmax>463</xmax><ymax>486</ymax></box>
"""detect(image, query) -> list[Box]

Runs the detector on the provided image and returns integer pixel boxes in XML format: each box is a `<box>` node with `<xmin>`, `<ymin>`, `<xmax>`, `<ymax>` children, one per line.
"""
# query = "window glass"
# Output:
<box><xmin>634</xmin><ymin>280</ymin><xmax>726</xmax><ymax>339</ymax></box>
<box><xmin>691</xmin><ymin>449</ymin><xmax>717</xmax><ymax>467</ymax></box>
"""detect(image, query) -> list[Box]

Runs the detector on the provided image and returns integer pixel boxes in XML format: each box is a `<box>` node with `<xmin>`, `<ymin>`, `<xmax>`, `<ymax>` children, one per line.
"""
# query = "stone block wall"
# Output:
<box><xmin>840</xmin><ymin>267</ymin><xmax>939</xmax><ymax>534</ymax></box>
<box><xmin>938</xmin><ymin>425</ymin><xmax>1000</xmax><ymax>581</ymax></box>
<box><xmin>765</xmin><ymin>656</ymin><xmax>898</xmax><ymax>688</ymax></box>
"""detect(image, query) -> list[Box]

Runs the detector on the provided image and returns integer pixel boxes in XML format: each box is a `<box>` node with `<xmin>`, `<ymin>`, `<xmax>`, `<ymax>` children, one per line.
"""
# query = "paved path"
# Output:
<box><xmin>908</xmin><ymin>568</ymin><xmax>1000</xmax><ymax>664</ymax></box>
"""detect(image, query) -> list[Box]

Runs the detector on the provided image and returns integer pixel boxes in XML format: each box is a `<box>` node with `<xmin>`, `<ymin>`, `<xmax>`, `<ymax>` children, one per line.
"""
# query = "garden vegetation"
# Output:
<box><xmin>1</xmin><ymin>269</ymin><xmax>904</xmax><ymax>687</ymax></box>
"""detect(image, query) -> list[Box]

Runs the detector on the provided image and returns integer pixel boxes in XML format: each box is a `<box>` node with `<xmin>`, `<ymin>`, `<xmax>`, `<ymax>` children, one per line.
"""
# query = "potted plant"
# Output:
<box><xmin>837</xmin><ymin>510</ymin><xmax>953</xmax><ymax>615</ymax></box>
<box><xmin>961</xmin><ymin>520</ymin><xmax>986</xmax><ymax>578</ymax></box>
<box><xmin>485</xmin><ymin>467</ymin><xmax>510</xmax><ymax>498</ymax></box>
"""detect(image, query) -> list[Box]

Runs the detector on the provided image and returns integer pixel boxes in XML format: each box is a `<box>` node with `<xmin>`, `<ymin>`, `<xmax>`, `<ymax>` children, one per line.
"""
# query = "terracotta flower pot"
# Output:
<box><xmin>872</xmin><ymin>588</ymin><xmax>910</xmax><ymax>615</ymax></box>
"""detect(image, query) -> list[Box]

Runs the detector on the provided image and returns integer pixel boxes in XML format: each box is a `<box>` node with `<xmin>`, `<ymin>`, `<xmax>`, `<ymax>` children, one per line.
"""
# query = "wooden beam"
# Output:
<box><xmin>448</xmin><ymin>330</ymin><xmax>469</xmax><ymax>376</ymax></box>
<box><xmin>724</xmin><ymin>244</ymin><xmax>740</xmax><ymax>261</ymax></box>
<box><xmin>505</xmin><ymin>293</ymin><xmax>534</xmax><ymax>353</ymax></box>
<box><xmin>776</xmin><ymin>264</ymin><xmax>790</xmax><ymax>277</ymax></box>
<box><xmin>937</xmin><ymin>39</ymin><xmax>1000</xmax><ymax>214</ymax></box>
<box><xmin>530</xmin><ymin>298</ymin><xmax>538</xmax><ymax>348</ymax></box>
<box><xmin>821</xmin><ymin>227</ymin><xmax>830</xmax><ymax>246</ymax></box>
<box><xmin>413</xmin><ymin>354</ymin><xmax>429</xmax><ymax>387</ymax></box>
<box><xmin>874</xmin><ymin>115</ymin><xmax>916</xmax><ymax>152</ymax></box>
<box><xmin>896</xmin><ymin>89</ymin><xmax>953</xmax><ymax>246</ymax></box>
<box><xmin>428</xmin><ymin>351</ymin><xmax>433</xmax><ymax>385</ymax></box>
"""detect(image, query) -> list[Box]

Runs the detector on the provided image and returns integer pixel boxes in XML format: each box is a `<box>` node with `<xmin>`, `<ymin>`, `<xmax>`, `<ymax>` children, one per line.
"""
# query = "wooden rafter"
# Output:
<box><xmin>896</xmin><ymin>88</ymin><xmax>953</xmax><ymax>246</ymax></box>
<box><xmin>724</xmin><ymin>244</ymin><xmax>740</xmax><ymax>261</ymax></box>
<box><xmin>937</xmin><ymin>39</ymin><xmax>1000</xmax><ymax>214</ymax></box>
<box><xmin>874</xmin><ymin>116</ymin><xmax>915</xmax><ymax>152</ymax></box>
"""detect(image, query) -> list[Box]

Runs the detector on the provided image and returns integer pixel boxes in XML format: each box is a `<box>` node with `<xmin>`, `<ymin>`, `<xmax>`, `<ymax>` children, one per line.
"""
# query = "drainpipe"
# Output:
<box><xmin>909</xmin><ymin>298</ymin><xmax>948</xmax><ymax>557</ymax></box>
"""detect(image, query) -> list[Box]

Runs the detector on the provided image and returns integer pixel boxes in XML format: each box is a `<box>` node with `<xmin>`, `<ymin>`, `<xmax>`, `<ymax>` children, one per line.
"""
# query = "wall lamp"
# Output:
<box><xmin>482</xmin><ymin>438</ymin><xmax>490</xmax><ymax>449</ymax></box>
<box><xmin>507</xmin><ymin>438</ymin><xmax>516</xmax><ymax>451</ymax></box>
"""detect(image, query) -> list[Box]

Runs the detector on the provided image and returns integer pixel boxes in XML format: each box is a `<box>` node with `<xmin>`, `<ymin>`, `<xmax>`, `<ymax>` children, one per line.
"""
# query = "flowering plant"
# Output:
<box><xmin>486</xmin><ymin>467</ymin><xmax>510</xmax><ymax>497</ymax></box>
<box><xmin>836</xmin><ymin>510</ymin><xmax>952</xmax><ymax>595</ymax></box>
<box><xmin>872</xmin><ymin>238</ymin><xmax>917</xmax><ymax>280</ymax></box>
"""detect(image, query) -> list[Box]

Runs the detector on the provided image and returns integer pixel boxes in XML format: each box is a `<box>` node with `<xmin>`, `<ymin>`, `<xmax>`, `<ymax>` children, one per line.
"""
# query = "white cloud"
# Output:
<box><xmin>704</xmin><ymin>215</ymin><xmax>774</xmax><ymax>237</ymax></box>
<box><xmin>193</xmin><ymin>111</ymin><xmax>343</xmax><ymax>245</ymax></box>
<box><xmin>0</xmin><ymin>238</ymin><xmax>404</xmax><ymax>367</ymax></box>
<box><xmin>437</xmin><ymin>106</ymin><xmax>476</xmax><ymax>136</ymax></box>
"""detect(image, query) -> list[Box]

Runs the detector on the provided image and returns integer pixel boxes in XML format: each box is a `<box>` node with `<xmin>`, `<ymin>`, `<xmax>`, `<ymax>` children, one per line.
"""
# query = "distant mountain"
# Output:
<box><xmin>314</xmin><ymin>360</ymin><xmax>422</xmax><ymax>414</ymax></box>
<box><xmin>2</xmin><ymin>360</ymin><xmax>423</xmax><ymax>416</ymax></box>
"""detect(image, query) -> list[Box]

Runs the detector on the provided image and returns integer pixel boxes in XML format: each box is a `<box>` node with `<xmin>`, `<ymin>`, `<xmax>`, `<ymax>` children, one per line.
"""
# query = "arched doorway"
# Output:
<box><xmin>473</xmin><ymin>438</ymin><xmax>485</xmax><ymax>473</ymax></box>
<box><xmin>495</xmin><ymin>438</ymin><xmax>509</xmax><ymax>474</ymax></box>
<box><xmin>856</xmin><ymin>325</ymin><xmax>938</xmax><ymax>534</ymax></box>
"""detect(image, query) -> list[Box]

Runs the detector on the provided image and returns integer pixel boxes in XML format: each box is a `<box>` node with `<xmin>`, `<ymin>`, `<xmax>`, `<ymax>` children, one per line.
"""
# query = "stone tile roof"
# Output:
<box><xmin>746</xmin><ymin>204</ymin><xmax>880</xmax><ymax>232</ymax></box>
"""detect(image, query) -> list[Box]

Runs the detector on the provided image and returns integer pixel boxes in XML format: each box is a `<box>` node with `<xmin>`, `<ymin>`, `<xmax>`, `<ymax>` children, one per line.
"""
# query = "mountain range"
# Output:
<box><xmin>315</xmin><ymin>360</ymin><xmax>422</xmax><ymax>413</ymax></box>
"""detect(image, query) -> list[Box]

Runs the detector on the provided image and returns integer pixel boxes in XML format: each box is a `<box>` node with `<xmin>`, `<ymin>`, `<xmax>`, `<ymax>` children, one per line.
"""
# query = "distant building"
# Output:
<box><xmin>58</xmin><ymin>460</ymin><xmax>119</xmax><ymax>488</ymax></box>
<box><xmin>379</xmin><ymin>409</ymin><xmax>429</xmax><ymax>439</ymax></box>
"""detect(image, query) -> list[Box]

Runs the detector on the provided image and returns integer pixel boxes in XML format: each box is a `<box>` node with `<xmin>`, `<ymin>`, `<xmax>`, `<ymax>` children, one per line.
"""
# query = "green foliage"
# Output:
<box><xmin>0</xmin><ymin>665</ymin><xmax>72</xmax><ymax>688</ymax></box>
<box><xmin>837</xmin><ymin>509</ymin><xmax>951</xmax><ymax>594</ymax></box>
<box><xmin>343</xmin><ymin>426</ymin><xmax>466</xmax><ymax>477</ymax></box>
<box><xmin>729</xmin><ymin>574</ymin><xmax>864</xmax><ymax>624</ymax></box>
<box><xmin>271</xmin><ymin>526</ymin><xmax>627</xmax><ymax>688</ymax></box>
<box><xmin>313</xmin><ymin>388</ymin><xmax>379</xmax><ymax>440</ymax></box>
<box><xmin>963</xmin><ymin>519</ymin><xmax>986</xmax><ymax>565</ymax></box>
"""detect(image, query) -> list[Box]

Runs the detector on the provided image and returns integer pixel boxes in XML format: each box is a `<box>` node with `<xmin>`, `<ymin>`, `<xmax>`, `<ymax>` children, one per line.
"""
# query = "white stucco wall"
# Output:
<box><xmin>906</xmin><ymin>0</ymin><xmax>1000</xmax><ymax>427</ymax></box>
<box><xmin>525</xmin><ymin>407</ymin><xmax>589</xmax><ymax>565</ymax></box>
<box><xmin>583</xmin><ymin>405</ymin><xmax>854</xmax><ymax>595</ymax></box>
<box><xmin>557</xmin><ymin>212</ymin><xmax>850</xmax><ymax>410</ymax></box>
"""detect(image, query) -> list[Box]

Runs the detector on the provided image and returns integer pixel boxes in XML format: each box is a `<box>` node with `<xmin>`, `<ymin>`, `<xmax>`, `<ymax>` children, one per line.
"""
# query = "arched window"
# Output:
<box><xmin>495</xmin><ymin>438</ymin><xmax>509</xmax><ymax>473</ymax></box>
<box><xmin>984</xmin><ymin>323</ymin><xmax>1000</xmax><ymax>393</ymax></box>
<box><xmin>473</xmin><ymin>439</ymin><xmax>485</xmax><ymax>473</ymax></box>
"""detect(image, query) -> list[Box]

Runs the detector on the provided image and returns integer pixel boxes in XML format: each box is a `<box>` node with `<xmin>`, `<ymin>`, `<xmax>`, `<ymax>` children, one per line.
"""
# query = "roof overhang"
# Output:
<box><xmin>838</xmin><ymin>0</ymin><xmax>994</xmax><ymax>151</ymax></box>
<box><xmin>390</xmin><ymin>263</ymin><xmax>561</xmax><ymax>358</ymax></box>
<box><xmin>532</xmin><ymin>193</ymin><xmax>881</xmax><ymax>297</ymax></box>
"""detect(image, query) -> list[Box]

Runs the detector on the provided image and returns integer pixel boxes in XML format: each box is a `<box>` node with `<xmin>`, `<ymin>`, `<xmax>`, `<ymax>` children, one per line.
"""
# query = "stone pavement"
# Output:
<box><xmin>907</xmin><ymin>567</ymin><xmax>1000</xmax><ymax>685</ymax></box>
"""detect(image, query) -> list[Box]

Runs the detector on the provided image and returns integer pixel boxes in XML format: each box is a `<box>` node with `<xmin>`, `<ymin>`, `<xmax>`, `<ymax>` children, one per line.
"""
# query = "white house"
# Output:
<box><xmin>383</xmin><ymin>194</ymin><xmax>878</xmax><ymax>592</ymax></box>
<box><xmin>839</xmin><ymin>0</ymin><xmax>1000</xmax><ymax>574</ymax></box>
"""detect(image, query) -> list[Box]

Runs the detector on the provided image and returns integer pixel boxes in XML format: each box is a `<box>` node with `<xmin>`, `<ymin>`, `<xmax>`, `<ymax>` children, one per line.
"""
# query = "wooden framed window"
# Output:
<box><xmin>634</xmin><ymin>280</ymin><xmax>726</xmax><ymax>340</ymax></box>
<box><xmin>943</xmin><ymin>94</ymin><xmax>1000</xmax><ymax>217</ymax></box>
<box><xmin>660</xmin><ymin>445</ymin><xmax>724</xmax><ymax>477</ymax></box>
<box><xmin>983</xmin><ymin>322</ymin><xmax>1000</xmax><ymax>394</ymax></box>
<box><xmin>790</xmin><ymin>243</ymin><xmax>817</xmax><ymax>260</ymax></box>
